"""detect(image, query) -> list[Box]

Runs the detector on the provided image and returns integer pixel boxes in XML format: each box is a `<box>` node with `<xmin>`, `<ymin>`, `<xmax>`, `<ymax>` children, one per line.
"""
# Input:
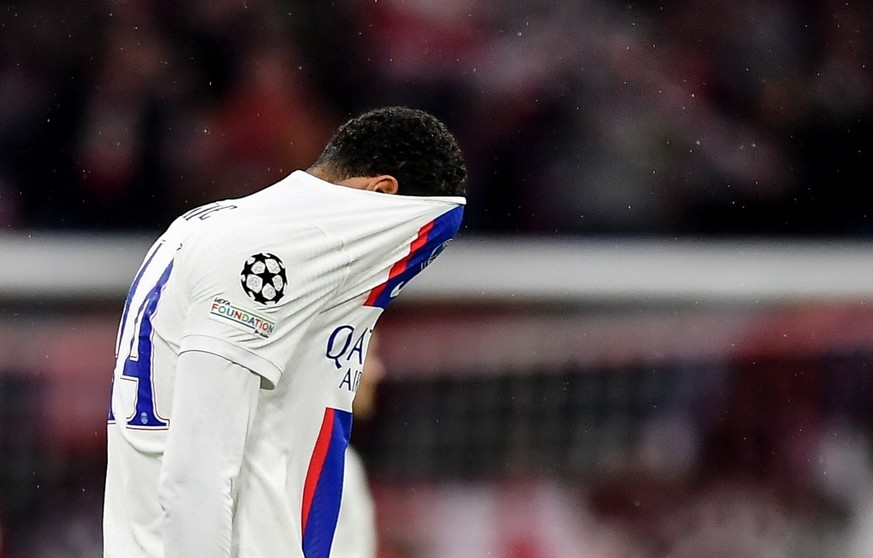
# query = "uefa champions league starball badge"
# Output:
<box><xmin>240</xmin><ymin>253</ymin><xmax>287</xmax><ymax>305</ymax></box>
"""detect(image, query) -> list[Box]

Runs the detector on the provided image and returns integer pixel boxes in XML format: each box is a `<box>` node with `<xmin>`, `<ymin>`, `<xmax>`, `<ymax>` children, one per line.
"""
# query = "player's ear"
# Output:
<box><xmin>334</xmin><ymin>174</ymin><xmax>399</xmax><ymax>194</ymax></box>
<box><xmin>369</xmin><ymin>175</ymin><xmax>399</xmax><ymax>195</ymax></box>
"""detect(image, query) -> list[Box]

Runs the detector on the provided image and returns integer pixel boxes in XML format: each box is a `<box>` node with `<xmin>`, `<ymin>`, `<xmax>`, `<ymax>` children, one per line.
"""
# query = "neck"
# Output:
<box><xmin>306</xmin><ymin>165</ymin><xmax>335</xmax><ymax>182</ymax></box>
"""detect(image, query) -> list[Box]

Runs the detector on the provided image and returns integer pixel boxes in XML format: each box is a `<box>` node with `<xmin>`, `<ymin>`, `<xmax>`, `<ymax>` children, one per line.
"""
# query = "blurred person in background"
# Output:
<box><xmin>103</xmin><ymin>107</ymin><xmax>467</xmax><ymax>558</ymax></box>
<box><xmin>333</xmin><ymin>333</ymin><xmax>386</xmax><ymax>558</ymax></box>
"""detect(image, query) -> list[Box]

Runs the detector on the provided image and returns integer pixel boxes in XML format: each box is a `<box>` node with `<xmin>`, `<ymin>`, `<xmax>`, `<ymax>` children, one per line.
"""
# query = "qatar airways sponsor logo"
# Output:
<box><xmin>209</xmin><ymin>297</ymin><xmax>276</xmax><ymax>338</ymax></box>
<box><xmin>325</xmin><ymin>324</ymin><xmax>374</xmax><ymax>392</ymax></box>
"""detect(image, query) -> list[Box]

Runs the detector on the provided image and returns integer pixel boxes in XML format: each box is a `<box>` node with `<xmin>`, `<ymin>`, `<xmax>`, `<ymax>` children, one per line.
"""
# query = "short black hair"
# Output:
<box><xmin>311</xmin><ymin>106</ymin><xmax>467</xmax><ymax>197</ymax></box>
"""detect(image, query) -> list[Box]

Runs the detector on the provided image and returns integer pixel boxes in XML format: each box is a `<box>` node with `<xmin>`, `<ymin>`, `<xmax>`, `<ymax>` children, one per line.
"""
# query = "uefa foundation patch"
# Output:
<box><xmin>209</xmin><ymin>298</ymin><xmax>276</xmax><ymax>338</ymax></box>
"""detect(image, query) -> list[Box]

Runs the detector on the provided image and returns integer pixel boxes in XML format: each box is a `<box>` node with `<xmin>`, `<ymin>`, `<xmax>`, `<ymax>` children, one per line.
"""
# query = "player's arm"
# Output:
<box><xmin>158</xmin><ymin>350</ymin><xmax>260</xmax><ymax>558</ymax></box>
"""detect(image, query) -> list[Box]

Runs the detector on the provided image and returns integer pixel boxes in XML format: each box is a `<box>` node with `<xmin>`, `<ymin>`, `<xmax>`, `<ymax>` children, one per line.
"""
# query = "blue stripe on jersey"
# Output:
<box><xmin>302</xmin><ymin>408</ymin><xmax>353</xmax><ymax>558</ymax></box>
<box><xmin>365</xmin><ymin>205</ymin><xmax>464</xmax><ymax>309</ymax></box>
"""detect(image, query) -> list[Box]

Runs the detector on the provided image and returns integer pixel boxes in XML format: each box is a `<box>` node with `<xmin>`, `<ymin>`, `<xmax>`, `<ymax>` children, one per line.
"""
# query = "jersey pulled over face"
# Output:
<box><xmin>104</xmin><ymin>171</ymin><xmax>464</xmax><ymax>558</ymax></box>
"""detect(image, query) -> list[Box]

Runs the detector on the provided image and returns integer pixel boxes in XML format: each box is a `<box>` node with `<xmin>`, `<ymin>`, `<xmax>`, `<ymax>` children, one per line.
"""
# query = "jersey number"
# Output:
<box><xmin>108</xmin><ymin>243</ymin><xmax>174</xmax><ymax>429</ymax></box>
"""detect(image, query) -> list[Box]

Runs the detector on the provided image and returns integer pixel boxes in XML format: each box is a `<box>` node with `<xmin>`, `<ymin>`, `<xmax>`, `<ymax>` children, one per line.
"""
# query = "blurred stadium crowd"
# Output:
<box><xmin>1</xmin><ymin>0</ymin><xmax>871</xmax><ymax>235</ymax></box>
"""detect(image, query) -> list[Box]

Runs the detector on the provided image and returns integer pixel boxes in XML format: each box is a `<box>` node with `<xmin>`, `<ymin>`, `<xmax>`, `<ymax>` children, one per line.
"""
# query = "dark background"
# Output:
<box><xmin>1</xmin><ymin>0</ymin><xmax>870</xmax><ymax>236</ymax></box>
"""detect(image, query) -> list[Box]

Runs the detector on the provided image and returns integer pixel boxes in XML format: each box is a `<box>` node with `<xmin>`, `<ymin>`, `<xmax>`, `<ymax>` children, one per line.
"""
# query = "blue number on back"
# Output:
<box><xmin>108</xmin><ymin>243</ymin><xmax>174</xmax><ymax>429</ymax></box>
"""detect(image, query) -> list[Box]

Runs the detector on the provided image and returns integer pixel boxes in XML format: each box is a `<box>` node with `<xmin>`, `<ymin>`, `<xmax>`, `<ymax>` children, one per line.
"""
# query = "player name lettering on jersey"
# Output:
<box><xmin>182</xmin><ymin>201</ymin><xmax>238</xmax><ymax>221</ymax></box>
<box><xmin>208</xmin><ymin>298</ymin><xmax>276</xmax><ymax>338</ymax></box>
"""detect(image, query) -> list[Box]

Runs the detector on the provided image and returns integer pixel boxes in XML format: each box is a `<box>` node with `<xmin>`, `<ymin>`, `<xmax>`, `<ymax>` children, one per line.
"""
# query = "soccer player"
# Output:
<box><xmin>103</xmin><ymin>106</ymin><xmax>466</xmax><ymax>558</ymax></box>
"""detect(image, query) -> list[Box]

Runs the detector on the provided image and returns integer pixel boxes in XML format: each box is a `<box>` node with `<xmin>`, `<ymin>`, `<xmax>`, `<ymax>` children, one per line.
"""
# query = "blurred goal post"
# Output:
<box><xmin>4</xmin><ymin>233</ymin><xmax>873</xmax><ymax>305</ymax></box>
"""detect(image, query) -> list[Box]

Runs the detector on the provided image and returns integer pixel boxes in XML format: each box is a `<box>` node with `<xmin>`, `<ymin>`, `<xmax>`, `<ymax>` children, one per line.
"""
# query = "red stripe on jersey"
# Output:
<box><xmin>364</xmin><ymin>220</ymin><xmax>435</xmax><ymax>306</ymax></box>
<box><xmin>301</xmin><ymin>408</ymin><xmax>336</xmax><ymax>532</ymax></box>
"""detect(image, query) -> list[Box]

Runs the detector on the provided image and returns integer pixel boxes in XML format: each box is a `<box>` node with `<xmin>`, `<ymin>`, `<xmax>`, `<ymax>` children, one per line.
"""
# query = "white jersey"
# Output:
<box><xmin>104</xmin><ymin>170</ymin><xmax>464</xmax><ymax>558</ymax></box>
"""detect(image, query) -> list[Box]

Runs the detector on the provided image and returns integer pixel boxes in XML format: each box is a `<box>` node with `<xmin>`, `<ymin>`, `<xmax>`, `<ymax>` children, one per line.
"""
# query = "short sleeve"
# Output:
<box><xmin>177</xmin><ymin>225</ymin><xmax>348</xmax><ymax>388</ymax></box>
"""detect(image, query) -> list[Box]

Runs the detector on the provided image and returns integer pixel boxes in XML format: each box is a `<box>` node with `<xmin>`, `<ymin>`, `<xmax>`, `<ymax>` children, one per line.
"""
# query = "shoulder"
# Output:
<box><xmin>173</xmin><ymin>205</ymin><xmax>339</xmax><ymax>295</ymax></box>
